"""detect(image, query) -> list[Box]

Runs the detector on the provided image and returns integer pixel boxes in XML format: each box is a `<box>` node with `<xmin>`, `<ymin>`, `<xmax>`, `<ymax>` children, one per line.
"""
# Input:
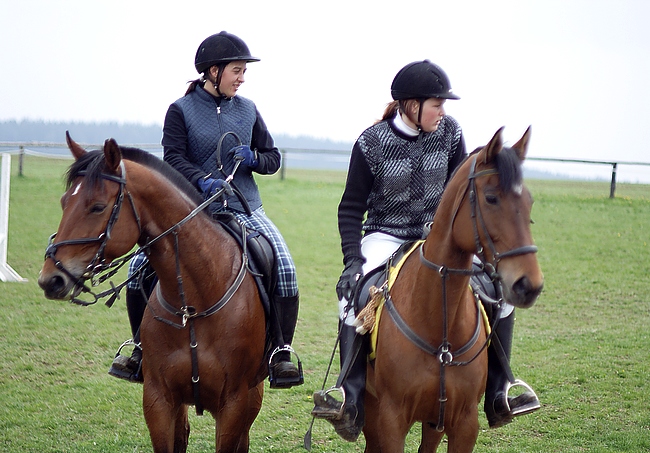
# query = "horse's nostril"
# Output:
<box><xmin>39</xmin><ymin>273</ymin><xmax>67</xmax><ymax>296</ymax></box>
<box><xmin>513</xmin><ymin>277</ymin><xmax>543</xmax><ymax>304</ymax></box>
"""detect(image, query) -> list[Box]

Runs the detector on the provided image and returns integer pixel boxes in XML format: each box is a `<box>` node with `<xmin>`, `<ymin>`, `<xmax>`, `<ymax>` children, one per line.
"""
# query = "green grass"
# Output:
<box><xmin>2</xmin><ymin>156</ymin><xmax>650</xmax><ymax>452</ymax></box>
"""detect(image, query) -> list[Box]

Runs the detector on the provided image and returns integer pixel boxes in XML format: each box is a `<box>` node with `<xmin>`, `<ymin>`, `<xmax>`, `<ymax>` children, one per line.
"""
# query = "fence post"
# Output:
<box><xmin>280</xmin><ymin>149</ymin><xmax>286</xmax><ymax>181</ymax></box>
<box><xmin>609</xmin><ymin>162</ymin><xmax>617</xmax><ymax>199</ymax></box>
<box><xmin>19</xmin><ymin>145</ymin><xmax>24</xmax><ymax>176</ymax></box>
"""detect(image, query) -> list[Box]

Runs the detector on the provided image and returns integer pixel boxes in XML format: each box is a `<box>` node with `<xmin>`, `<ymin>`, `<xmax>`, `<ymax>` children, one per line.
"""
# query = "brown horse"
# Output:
<box><xmin>38</xmin><ymin>134</ymin><xmax>267</xmax><ymax>452</ymax></box>
<box><xmin>362</xmin><ymin>127</ymin><xmax>544</xmax><ymax>453</ymax></box>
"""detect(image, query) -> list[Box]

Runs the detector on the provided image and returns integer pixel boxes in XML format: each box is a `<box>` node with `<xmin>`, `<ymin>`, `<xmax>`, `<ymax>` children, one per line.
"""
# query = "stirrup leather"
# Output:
<box><xmin>504</xmin><ymin>379</ymin><xmax>541</xmax><ymax>416</ymax></box>
<box><xmin>268</xmin><ymin>345</ymin><xmax>304</xmax><ymax>388</ymax></box>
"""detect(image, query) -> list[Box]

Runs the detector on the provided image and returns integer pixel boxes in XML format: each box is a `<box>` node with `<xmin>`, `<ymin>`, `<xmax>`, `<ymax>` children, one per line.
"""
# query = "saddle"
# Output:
<box><xmin>212</xmin><ymin>211</ymin><xmax>276</xmax><ymax>318</ymax></box>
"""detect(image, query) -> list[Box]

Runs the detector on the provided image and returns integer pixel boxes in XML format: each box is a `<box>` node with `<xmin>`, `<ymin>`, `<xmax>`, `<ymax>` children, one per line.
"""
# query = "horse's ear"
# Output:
<box><xmin>511</xmin><ymin>126</ymin><xmax>531</xmax><ymax>161</ymax></box>
<box><xmin>483</xmin><ymin>126</ymin><xmax>505</xmax><ymax>165</ymax></box>
<box><xmin>65</xmin><ymin>131</ymin><xmax>87</xmax><ymax>161</ymax></box>
<box><xmin>103</xmin><ymin>138</ymin><xmax>122</xmax><ymax>173</ymax></box>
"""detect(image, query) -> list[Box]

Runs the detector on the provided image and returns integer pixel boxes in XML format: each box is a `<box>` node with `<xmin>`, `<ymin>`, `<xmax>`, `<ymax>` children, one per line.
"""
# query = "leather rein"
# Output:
<box><xmin>382</xmin><ymin>155</ymin><xmax>538</xmax><ymax>432</ymax></box>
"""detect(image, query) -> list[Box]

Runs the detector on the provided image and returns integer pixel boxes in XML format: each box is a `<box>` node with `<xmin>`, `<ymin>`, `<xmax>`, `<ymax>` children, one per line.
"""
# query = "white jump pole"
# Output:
<box><xmin>0</xmin><ymin>153</ymin><xmax>27</xmax><ymax>282</ymax></box>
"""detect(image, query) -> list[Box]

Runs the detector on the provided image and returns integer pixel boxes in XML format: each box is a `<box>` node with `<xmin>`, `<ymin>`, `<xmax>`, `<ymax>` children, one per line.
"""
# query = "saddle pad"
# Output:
<box><xmin>369</xmin><ymin>241</ymin><xmax>423</xmax><ymax>360</ymax></box>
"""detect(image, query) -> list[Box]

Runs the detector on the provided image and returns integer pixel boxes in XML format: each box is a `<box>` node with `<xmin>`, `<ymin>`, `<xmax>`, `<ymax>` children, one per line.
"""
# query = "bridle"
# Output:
<box><xmin>383</xmin><ymin>153</ymin><xmax>538</xmax><ymax>432</ymax></box>
<box><xmin>43</xmin><ymin>157</ymin><xmax>239</xmax><ymax>307</ymax></box>
<box><xmin>445</xmin><ymin>154</ymin><xmax>538</xmax><ymax>276</ymax></box>
<box><xmin>43</xmin><ymin>161</ymin><xmax>142</xmax><ymax>306</ymax></box>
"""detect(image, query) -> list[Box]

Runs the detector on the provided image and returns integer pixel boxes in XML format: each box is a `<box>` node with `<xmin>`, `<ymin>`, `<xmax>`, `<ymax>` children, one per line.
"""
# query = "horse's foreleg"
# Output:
<box><xmin>373</xmin><ymin>400</ymin><xmax>411</xmax><ymax>453</ymax></box>
<box><xmin>143</xmin><ymin>383</ymin><xmax>185</xmax><ymax>453</ymax></box>
<box><xmin>444</xmin><ymin>406</ymin><xmax>479</xmax><ymax>453</ymax></box>
<box><xmin>214</xmin><ymin>383</ymin><xmax>262</xmax><ymax>453</ymax></box>
<box><xmin>173</xmin><ymin>405</ymin><xmax>189</xmax><ymax>453</ymax></box>
<box><xmin>419</xmin><ymin>422</ymin><xmax>445</xmax><ymax>453</ymax></box>
<box><xmin>246</xmin><ymin>382</ymin><xmax>264</xmax><ymax>429</ymax></box>
<box><xmin>363</xmin><ymin>391</ymin><xmax>380</xmax><ymax>452</ymax></box>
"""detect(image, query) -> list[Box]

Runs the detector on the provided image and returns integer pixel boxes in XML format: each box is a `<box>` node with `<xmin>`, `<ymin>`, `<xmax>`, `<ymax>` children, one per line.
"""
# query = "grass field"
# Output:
<box><xmin>1</xmin><ymin>155</ymin><xmax>649</xmax><ymax>452</ymax></box>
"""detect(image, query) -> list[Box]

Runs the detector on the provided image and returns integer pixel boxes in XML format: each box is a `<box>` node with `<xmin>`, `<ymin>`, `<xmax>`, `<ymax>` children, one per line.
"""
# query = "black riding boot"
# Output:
<box><xmin>108</xmin><ymin>288</ymin><xmax>146</xmax><ymax>383</ymax></box>
<box><xmin>269</xmin><ymin>294</ymin><xmax>303</xmax><ymax>388</ymax></box>
<box><xmin>312</xmin><ymin>323</ymin><xmax>367</xmax><ymax>442</ymax></box>
<box><xmin>484</xmin><ymin>310</ymin><xmax>540</xmax><ymax>428</ymax></box>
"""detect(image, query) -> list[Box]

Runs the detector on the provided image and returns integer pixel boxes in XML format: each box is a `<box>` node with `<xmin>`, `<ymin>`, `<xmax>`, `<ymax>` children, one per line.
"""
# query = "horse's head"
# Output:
<box><xmin>449</xmin><ymin>127</ymin><xmax>543</xmax><ymax>308</ymax></box>
<box><xmin>38</xmin><ymin>133</ymin><xmax>141</xmax><ymax>302</ymax></box>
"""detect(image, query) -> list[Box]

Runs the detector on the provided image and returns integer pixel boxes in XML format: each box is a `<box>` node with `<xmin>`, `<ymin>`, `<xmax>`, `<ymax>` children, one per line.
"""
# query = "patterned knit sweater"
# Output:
<box><xmin>338</xmin><ymin>114</ymin><xmax>466</xmax><ymax>263</ymax></box>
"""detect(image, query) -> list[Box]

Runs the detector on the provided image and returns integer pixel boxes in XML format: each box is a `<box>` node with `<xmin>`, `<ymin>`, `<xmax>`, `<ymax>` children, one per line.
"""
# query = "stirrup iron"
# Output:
<box><xmin>113</xmin><ymin>338</ymin><xmax>141</xmax><ymax>358</ymax></box>
<box><xmin>108</xmin><ymin>339</ymin><xmax>143</xmax><ymax>382</ymax></box>
<box><xmin>504</xmin><ymin>379</ymin><xmax>540</xmax><ymax>416</ymax></box>
<box><xmin>312</xmin><ymin>386</ymin><xmax>346</xmax><ymax>420</ymax></box>
<box><xmin>268</xmin><ymin>345</ymin><xmax>304</xmax><ymax>389</ymax></box>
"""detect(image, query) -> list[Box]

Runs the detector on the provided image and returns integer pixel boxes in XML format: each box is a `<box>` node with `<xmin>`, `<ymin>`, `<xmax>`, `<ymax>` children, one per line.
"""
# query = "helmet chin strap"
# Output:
<box><xmin>209</xmin><ymin>64</ymin><xmax>228</xmax><ymax>98</ymax></box>
<box><xmin>399</xmin><ymin>100</ymin><xmax>424</xmax><ymax>131</ymax></box>
<box><xmin>416</xmin><ymin>99</ymin><xmax>424</xmax><ymax>130</ymax></box>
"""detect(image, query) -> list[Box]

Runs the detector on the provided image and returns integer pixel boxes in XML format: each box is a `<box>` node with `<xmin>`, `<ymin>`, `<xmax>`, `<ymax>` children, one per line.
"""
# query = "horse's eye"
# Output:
<box><xmin>89</xmin><ymin>204</ymin><xmax>107</xmax><ymax>214</ymax></box>
<box><xmin>485</xmin><ymin>194</ymin><xmax>498</xmax><ymax>205</ymax></box>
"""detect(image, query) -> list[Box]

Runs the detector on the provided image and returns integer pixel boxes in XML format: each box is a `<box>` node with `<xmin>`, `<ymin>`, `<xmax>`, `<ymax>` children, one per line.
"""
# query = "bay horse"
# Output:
<box><xmin>38</xmin><ymin>134</ymin><xmax>268</xmax><ymax>452</ymax></box>
<box><xmin>362</xmin><ymin>127</ymin><xmax>543</xmax><ymax>452</ymax></box>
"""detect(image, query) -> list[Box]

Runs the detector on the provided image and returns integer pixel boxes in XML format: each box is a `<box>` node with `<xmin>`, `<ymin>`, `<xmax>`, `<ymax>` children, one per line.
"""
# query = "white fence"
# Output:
<box><xmin>0</xmin><ymin>153</ymin><xmax>26</xmax><ymax>282</ymax></box>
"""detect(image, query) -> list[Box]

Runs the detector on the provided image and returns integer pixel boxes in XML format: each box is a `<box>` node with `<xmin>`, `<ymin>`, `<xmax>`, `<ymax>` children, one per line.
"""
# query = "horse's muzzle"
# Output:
<box><xmin>38</xmin><ymin>267</ymin><xmax>78</xmax><ymax>301</ymax></box>
<box><xmin>503</xmin><ymin>275</ymin><xmax>544</xmax><ymax>309</ymax></box>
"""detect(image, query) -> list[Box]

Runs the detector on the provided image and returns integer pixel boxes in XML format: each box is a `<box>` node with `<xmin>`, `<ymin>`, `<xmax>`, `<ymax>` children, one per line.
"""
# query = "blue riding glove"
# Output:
<box><xmin>232</xmin><ymin>145</ymin><xmax>258</xmax><ymax>169</ymax></box>
<box><xmin>198</xmin><ymin>177</ymin><xmax>233</xmax><ymax>197</ymax></box>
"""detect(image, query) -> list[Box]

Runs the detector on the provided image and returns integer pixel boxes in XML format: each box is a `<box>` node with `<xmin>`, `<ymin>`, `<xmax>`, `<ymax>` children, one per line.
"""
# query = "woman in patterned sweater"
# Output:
<box><xmin>312</xmin><ymin>60</ymin><xmax>538</xmax><ymax>441</ymax></box>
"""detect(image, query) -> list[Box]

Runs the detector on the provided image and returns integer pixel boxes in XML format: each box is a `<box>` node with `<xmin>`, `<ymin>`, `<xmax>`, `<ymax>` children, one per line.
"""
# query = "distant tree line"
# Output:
<box><xmin>0</xmin><ymin>120</ymin><xmax>353</xmax><ymax>150</ymax></box>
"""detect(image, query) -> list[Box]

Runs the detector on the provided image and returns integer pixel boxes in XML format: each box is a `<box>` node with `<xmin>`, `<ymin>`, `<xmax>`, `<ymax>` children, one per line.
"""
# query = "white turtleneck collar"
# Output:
<box><xmin>391</xmin><ymin>110</ymin><xmax>420</xmax><ymax>137</ymax></box>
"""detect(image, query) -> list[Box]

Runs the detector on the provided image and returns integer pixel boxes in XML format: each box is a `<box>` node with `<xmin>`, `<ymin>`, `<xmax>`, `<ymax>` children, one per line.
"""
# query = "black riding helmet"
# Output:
<box><xmin>391</xmin><ymin>60</ymin><xmax>459</xmax><ymax>129</ymax></box>
<box><xmin>391</xmin><ymin>60</ymin><xmax>460</xmax><ymax>101</ymax></box>
<box><xmin>194</xmin><ymin>31</ymin><xmax>260</xmax><ymax>74</ymax></box>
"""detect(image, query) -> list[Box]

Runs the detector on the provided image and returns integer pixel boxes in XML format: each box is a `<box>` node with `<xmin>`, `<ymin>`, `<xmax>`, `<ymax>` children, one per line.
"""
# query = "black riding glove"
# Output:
<box><xmin>336</xmin><ymin>257</ymin><xmax>364</xmax><ymax>301</ymax></box>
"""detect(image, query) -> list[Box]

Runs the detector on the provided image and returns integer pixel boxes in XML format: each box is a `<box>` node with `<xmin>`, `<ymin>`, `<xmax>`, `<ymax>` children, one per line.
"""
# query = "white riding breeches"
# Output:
<box><xmin>339</xmin><ymin>233</ymin><xmax>406</xmax><ymax>326</ymax></box>
<box><xmin>338</xmin><ymin>232</ymin><xmax>513</xmax><ymax>325</ymax></box>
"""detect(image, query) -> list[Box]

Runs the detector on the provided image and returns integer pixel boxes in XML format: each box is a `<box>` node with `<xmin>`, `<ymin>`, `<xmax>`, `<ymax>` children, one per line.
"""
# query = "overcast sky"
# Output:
<box><xmin>1</xmin><ymin>0</ymin><xmax>649</xmax><ymax>181</ymax></box>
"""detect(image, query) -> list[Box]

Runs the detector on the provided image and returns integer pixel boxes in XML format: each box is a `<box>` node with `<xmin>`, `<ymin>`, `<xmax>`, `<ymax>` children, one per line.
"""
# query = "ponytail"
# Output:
<box><xmin>185</xmin><ymin>78</ymin><xmax>202</xmax><ymax>96</ymax></box>
<box><xmin>380</xmin><ymin>100</ymin><xmax>400</xmax><ymax>122</ymax></box>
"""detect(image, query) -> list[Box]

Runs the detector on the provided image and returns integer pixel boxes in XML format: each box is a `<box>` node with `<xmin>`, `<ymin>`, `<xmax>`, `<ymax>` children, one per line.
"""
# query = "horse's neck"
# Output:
<box><xmin>136</xmin><ymin>184</ymin><xmax>239</xmax><ymax>304</ymax></box>
<box><xmin>402</xmin><ymin>221</ymin><xmax>474</xmax><ymax>327</ymax></box>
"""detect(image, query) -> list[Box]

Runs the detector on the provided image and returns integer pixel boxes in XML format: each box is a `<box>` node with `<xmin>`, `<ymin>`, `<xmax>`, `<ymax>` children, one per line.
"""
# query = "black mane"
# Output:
<box><xmin>65</xmin><ymin>145</ymin><xmax>204</xmax><ymax>205</ymax></box>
